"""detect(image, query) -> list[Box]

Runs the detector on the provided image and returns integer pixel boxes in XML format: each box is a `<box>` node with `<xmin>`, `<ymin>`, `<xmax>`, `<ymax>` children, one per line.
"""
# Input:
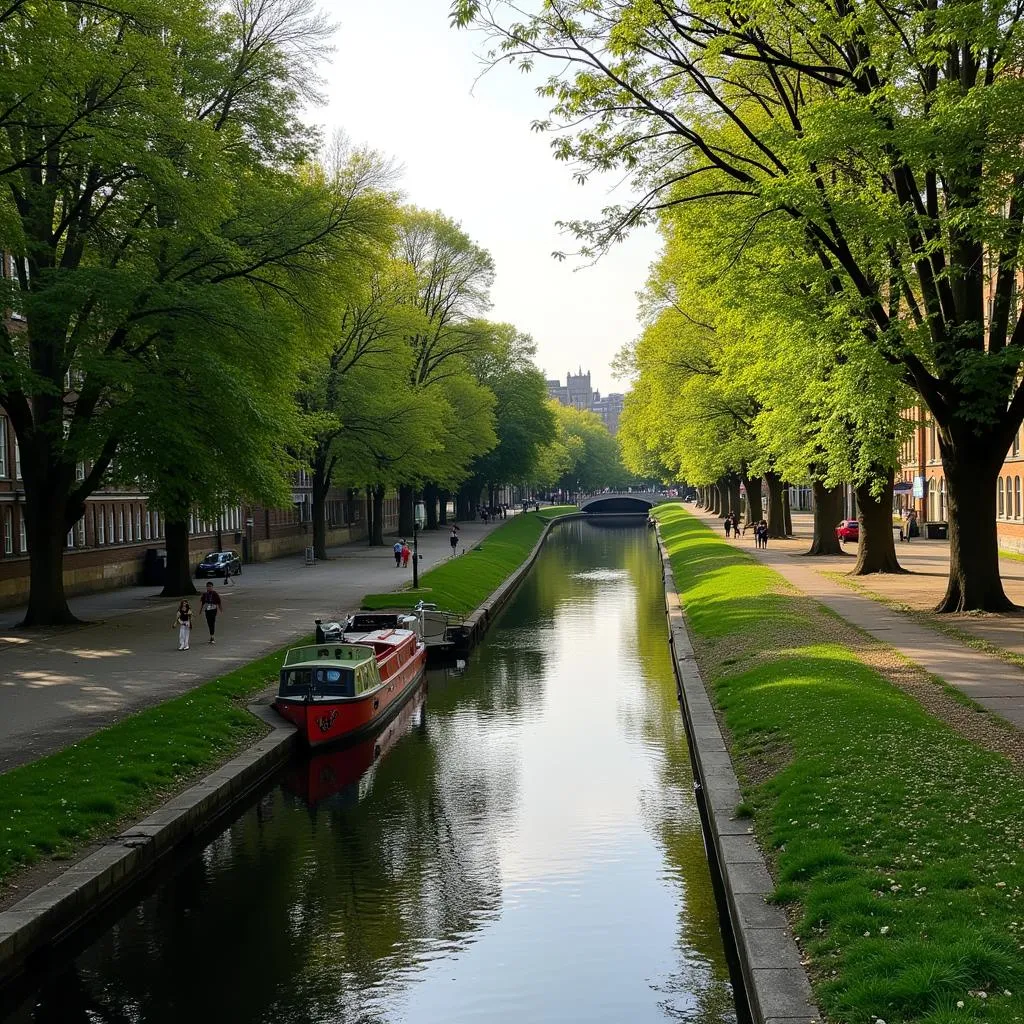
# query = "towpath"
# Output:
<box><xmin>690</xmin><ymin>505</ymin><xmax>1024</xmax><ymax>730</ymax></box>
<box><xmin>0</xmin><ymin>520</ymin><xmax>504</xmax><ymax>772</ymax></box>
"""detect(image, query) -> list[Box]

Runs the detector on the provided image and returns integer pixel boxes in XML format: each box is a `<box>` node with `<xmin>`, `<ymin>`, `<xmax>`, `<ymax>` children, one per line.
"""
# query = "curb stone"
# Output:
<box><xmin>656</xmin><ymin>529</ymin><xmax>821</xmax><ymax>1024</ymax></box>
<box><xmin>0</xmin><ymin>699</ymin><xmax>296</xmax><ymax>984</ymax></box>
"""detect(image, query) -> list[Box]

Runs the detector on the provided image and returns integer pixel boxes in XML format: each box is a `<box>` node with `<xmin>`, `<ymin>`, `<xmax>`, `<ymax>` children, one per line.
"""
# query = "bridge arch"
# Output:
<box><xmin>580</xmin><ymin>492</ymin><xmax>661</xmax><ymax>514</ymax></box>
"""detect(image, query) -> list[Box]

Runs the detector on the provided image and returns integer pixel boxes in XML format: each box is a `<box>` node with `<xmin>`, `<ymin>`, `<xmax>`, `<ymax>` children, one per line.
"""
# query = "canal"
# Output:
<box><xmin>4</xmin><ymin>518</ymin><xmax>739</xmax><ymax>1023</ymax></box>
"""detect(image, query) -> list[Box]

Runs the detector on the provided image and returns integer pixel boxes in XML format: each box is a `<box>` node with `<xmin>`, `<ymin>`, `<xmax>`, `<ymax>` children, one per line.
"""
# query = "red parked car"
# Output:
<box><xmin>835</xmin><ymin>519</ymin><xmax>860</xmax><ymax>543</ymax></box>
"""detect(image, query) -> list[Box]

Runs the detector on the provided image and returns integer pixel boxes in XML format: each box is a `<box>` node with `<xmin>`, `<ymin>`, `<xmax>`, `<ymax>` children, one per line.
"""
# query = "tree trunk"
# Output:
<box><xmin>423</xmin><ymin>483</ymin><xmax>439</xmax><ymax>530</ymax></box>
<box><xmin>765</xmin><ymin>472</ymin><xmax>786</xmax><ymax>538</ymax></box>
<box><xmin>853</xmin><ymin>472</ymin><xmax>905</xmax><ymax>575</ymax></box>
<box><xmin>398</xmin><ymin>483</ymin><xmax>415</xmax><ymax>537</ymax></box>
<box><xmin>311</xmin><ymin>457</ymin><xmax>330</xmax><ymax>561</ymax></box>
<box><xmin>807</xmin><ymin>481</ymin><xmax>845</xmax><ymax>556</ymax></box>
<box><xmin>457</xmin><ymin>485</ymin><xmax>477</xmax><ymax>521</ymax></box>
<box><xmin>371</xmin><ymin>485</ymin><xmax>385</xmax><ymax>546</ymax></box>
<box><xmin>937</xmin><ymin>438</ymin><xmax>1012</xmax><ymax>612</ymax></box>
<box><xmin>783</xmin><ymin>486</ymin><xmax>793</xmax><ymax>536</ymax></box>
<box><xmin>160</xmin><ymin>519</ymin><xmax>198</xmax><ymax>597</ymax></box>
<box><xmin>742</xmin><ymin>473</ymin><xmax>764</xmax><ymax>524</ymax></box>
<box><xmin>715</xmin><ymin>478</ymin><xmax>727</xmax><ymax>516</ymax></box>
<box><xmin>727</xmin><ymin>472</ymin><xmax>742</xmax><ymax>523</ymax></box>
<box><xmin>438</xmin><ymin>490</ymin><xmax>449</xmax><ymax>526</ymax></box>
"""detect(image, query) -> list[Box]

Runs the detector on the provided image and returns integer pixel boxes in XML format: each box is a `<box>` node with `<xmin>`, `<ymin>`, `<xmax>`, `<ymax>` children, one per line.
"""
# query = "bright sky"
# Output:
<box><xmin>319</xmin><ymin>0</ymin><xmax>660</xmax><ymax>396</ymax></box>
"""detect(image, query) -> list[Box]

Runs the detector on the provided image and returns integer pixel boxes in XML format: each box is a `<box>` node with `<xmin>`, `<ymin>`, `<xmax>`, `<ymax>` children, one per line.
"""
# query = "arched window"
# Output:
<box><xmin>939</xmin><ymin>478</ymin><xmax>946</xmax><ymax>521</ymax></box>
<box><xmin>999</xmin><ymin>478</ymin><xmax>1005</xmax><ymax>518</ymax></box>
<box><xmin>928</xmin><ymin>478</ymin><xmax>937</xmax><ymax>521</ymax></box>
<box><xmin>1016</xmin><ymin>477</ymin><xmax>1022</xmax><ymax>520</ymax></box>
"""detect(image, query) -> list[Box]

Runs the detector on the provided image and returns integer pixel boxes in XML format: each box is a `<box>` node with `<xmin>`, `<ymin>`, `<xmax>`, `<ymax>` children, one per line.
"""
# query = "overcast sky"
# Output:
<box><xmin>318</xmin><ymin>0</ymin><xmax>659</xmax><ymax>396</ymax></box>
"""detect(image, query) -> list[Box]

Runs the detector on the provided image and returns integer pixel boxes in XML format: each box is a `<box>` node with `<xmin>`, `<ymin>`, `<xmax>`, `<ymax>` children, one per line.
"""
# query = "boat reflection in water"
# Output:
<box><xmin>283</xmin><ymin>680</ymin><xmax>427</xmax><ymax>807</ymax></box>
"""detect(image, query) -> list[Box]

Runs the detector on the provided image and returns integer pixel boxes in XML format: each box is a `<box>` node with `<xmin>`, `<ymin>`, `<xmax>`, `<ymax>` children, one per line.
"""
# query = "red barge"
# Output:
<box><xmin>273</xmin><ymin>628</ymin><xmax>427</xmax><ymax>747</ymax></box>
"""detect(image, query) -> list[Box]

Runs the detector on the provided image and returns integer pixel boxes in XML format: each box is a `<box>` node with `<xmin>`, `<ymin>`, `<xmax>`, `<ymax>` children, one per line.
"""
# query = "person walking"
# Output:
<box><xmin>174</xmin><ymin>600</ymin><xmax>192</xmax><ymax>651</ymax></box>
<box><xmin>724</xmin><ymin>516</ymin><xmax>732</xmax><ymax>539</ymax></box>
<box><xmin>449</xmin><ymin>526</ymin><xmax>459</xmax><ymax>557</ymax></box>
<box><xmin>393</xmin><ymin>539</ymin><xmax>403</xmax><ymax>567</ymax></box>
<box><xmin>401</xmin><ymin>540</ymin><xmax>411</xmax><ymax>568</ymax></box>
<box><xmin>222</xmin><ymin>559</ymin><xmax>232</xmax><ymax>586</ymax></box>
<box><xmin>201</xmin><ymin>581</ymin><xmax>222</xmax><ymax>644</ymax></box>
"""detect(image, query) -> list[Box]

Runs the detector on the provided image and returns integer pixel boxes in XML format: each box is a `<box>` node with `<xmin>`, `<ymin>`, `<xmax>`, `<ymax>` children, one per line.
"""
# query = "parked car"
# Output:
<box><xmin>196</xmin><ymin>550</ymin><xmax>242</xmax><ymax>578</ymax></box>
<box><xmin>835</xmin><ymin>519</ymin><xmax>860</xmax><ymax>543</ymax></box>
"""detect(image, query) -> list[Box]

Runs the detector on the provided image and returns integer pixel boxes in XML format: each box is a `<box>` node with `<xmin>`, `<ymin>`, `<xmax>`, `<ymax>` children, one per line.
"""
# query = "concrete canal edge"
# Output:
<box><xmin>0</xmin><ymin>702</ymin><xmax>297</xmax><ymax>985</ymax></box>
<box><xmin>657</xmin><ymin>533</ymin><xmax>822</xmax><ymax>1024</ymax></box>
<box><xmin>459</xmin><ymin>511</ymin><xmax>584</xmax><ymax>650</ymax></box>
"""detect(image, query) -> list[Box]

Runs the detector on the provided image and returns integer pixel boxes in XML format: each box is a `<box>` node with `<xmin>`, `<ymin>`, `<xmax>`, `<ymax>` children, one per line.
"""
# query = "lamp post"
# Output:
<box><xmin>413</xmin><ymin>499</ymin><xmax>426</xmax><ymax>589</ymax></box>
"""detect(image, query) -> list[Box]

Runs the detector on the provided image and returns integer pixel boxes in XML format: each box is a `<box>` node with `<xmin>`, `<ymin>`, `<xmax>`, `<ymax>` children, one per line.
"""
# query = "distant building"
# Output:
<box><xmin>546</xmin><ymin>368</ymin><xmax>626</xmax><ymax>434</ymax></box>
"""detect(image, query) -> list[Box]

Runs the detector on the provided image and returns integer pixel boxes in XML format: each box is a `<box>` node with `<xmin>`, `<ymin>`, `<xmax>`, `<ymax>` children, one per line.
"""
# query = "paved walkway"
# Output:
<box><xmin>691</xmin><ymin>506</ymin><xmax>1024</xmax><ymax>731</ymax></box>
<box><xmin>0</xmin><ymin>521</ymin><xmax>505</xmax><ymax>772</ymax></box>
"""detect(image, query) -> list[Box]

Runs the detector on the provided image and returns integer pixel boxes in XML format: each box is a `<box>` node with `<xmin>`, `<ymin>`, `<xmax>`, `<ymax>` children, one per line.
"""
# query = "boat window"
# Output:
<box><xmin>315</xmin><ymin>666</ymin><xmax>355</xmax><ymax>697</ymax></box>
<box><xmin>280</xmin><ymin>668</ymin><xmax>313</xmax><ymax>694</ymax></box>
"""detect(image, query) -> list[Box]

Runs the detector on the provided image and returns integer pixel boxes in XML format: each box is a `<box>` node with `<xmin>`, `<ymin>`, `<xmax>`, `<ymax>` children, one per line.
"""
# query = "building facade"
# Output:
<box><xmin>546</xmin><ymin>369</ymin><xmax>627</xmax><ymax>435</ymax></box>
<box><xmin>0</xmin><ymin>409</ymin><xmax>400</xmax><ymax>609</ymax></box>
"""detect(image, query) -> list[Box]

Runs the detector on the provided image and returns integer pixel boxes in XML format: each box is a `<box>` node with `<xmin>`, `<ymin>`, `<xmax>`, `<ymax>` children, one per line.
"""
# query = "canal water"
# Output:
<box><xmin>4</xmin><ymin>519</ymin><xmax>738</xmax><ymax>1024</ymax></box>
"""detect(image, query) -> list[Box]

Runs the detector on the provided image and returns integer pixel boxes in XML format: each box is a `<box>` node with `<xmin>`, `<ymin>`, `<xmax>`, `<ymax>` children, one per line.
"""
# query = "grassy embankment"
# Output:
<box><xmin>657</xmin><ymin>503</ymin><xmax>1024</xmax><ymax>1024</ymax></box>
<box><xmin>0</xmin><ymin>641</ymin><xmax>304</xmax><ymax>890</ymax></box>
<box><xmin>360</xmin><ymin>506</ymin><xmax>578</xmax><ymax>614</ymax></box>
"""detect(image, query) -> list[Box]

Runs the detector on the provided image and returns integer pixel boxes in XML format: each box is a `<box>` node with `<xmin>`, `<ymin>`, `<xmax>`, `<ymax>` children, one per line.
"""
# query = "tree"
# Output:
<box><xmin>463</xmin><ymin>324</ymin><xmax>556</xmax><ymax>509</ymax></box>
<box><xmin>453</xmin><ymin>0</ymin><xmax>1024</xmax><ymax>610</ymax></box>
<box><xmin>0</xmin><ymin>0</ymin><xmax>349</xmax><ymax>624</ymax></box>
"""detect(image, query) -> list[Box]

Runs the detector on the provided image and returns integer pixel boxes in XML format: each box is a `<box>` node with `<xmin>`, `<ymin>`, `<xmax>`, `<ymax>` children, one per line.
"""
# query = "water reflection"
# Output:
<box><xmin>4</xmin><ymin>520</ymin><xmax>736</xmax><ymax>1024</ymax></box>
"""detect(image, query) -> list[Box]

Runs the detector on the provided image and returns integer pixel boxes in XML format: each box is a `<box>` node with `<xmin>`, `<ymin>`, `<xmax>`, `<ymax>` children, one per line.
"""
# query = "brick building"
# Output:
<box><xmin>546</xmin><ymin>369</ymin><xmax>627</xmax><ymax>435</ymax></box>
<box><xmin>0</xmin><ymin>409</ymin><xmax>399</xmax><ymax>608</ymax></box>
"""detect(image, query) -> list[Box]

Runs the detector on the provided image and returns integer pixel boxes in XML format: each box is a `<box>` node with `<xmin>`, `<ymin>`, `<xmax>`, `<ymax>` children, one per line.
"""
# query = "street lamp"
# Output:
<box><xmin>413</xmin><ymin>499</ymin><xmax>426</xmax><ymax>589</ymax></box>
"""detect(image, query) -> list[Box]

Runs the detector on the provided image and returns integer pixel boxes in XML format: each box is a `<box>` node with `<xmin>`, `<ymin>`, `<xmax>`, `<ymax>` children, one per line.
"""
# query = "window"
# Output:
<box><xmin>14</xmin><ymin>438</ymin><xmax>20</xmax><ymax>479</ymax></box>
<box><xmin>189</xmin><ymin>513</ymin><xmax>195</xmax><ymax>534</ymax></box>
<box><xmin>3</xmin><ymin>508</ymin><xmax>11</xmax><ymax>554</ymax></box>
<box><xmin>939</xmin><ymin>478</ymin><xmax>946</xmax><ymax>521</ymax></box>
<box><xmin>76</xmin><ymin>461</ymin><xmax>85</xmax><ymax>482</ymax></box>
<box><xmin>1015</xmin><ymin>431</ymin><xmax>1021</xmax><ymax>458</ymax></box>
<box><xmin>18</xmin><ymin>512</ymin><xmax>26</xmax><ymax>554</ymax></box>
<box><xmin>134</xmin><ymin>507</ymin><xmax>141</xmax><ymax>542</ymax></box>
<box><xmin>76</xmin><ymin>518</ymin><xmax>85</xmax><ymax>547</ymax></box>
<box><xmin>1017</xmin><ymin>477</ymin><xmax>1022</xmax><ymax>520</ymax></box>
<box><xmin>66</xmin><ymin>528</ymin><xmax>74</xmax><ymax>549</ymax></box>
<box><xmin>0</xmin><ymin>419</ymin><xmax>6</xmax><ymax>477</ymax></box>
<box><xmin>144</xmin><ymin>510</ymin><xmax>151</xmax><ymax>540</ymax></box>
<box><xmin>97</xmin><ymin>506</ymin><xmax>105</xmax><ymax>545</ymax></box>
<box><xmin>108</xmin><ymin>509</ymin><xmax>114</xmax><ymax>545</ymax></box>
<box><xmin>999</xmin><ymin>478</ymin><xmax>1006</xmax><ymax>518</ymax></box>
<box><xmin>118</xmin><ymin>507</ymin><xmax>124</xmax><ymax>542</ymax></box>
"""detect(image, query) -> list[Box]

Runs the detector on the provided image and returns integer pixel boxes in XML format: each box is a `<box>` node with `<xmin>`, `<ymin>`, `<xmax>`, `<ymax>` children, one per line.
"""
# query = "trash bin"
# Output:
<box><xmin>142</xmin><ymin>548</ymin><xmax>167</xmax><ymax>585</ymax></box>
<box><xmin>925</xmin><ymin>522</ymin><xmax>949</xmax><ymax>540</ymax></box>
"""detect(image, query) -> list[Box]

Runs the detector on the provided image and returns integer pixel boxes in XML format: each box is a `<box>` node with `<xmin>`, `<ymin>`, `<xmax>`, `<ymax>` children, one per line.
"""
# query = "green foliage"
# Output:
<box><xmin>360</xmin><ymin>507</ymin><xmax>578</xmax><ymax>613</ymax></box>
<box><xmin>657</xmin><ymin>504</ymin><xmax>1024</xmax><ymax>1022</ymax></box>
<box><xmin>535</xmin><ymin>401</ymin><xmax>632</xmax><ymax>491</ymax></box>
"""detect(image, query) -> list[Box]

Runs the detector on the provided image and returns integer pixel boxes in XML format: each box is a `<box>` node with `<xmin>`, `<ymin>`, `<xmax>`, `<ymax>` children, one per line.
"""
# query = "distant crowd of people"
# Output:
<box><xmin>722</xmin><ymin>513</ymin><xmax>771</xmax><ymax>549</ymax></box>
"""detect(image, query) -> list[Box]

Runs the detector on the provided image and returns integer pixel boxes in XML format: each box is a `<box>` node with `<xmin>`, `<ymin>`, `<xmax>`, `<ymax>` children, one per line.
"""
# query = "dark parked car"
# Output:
<box><xmin>835</xmin><ymin>519</ymin><xmax>860</xmax><ymax>543</ymax></box>
<box><xmin>196</xmin><ymin>550</ymin><xmax>242</xmax><ymax>578</ymax></box>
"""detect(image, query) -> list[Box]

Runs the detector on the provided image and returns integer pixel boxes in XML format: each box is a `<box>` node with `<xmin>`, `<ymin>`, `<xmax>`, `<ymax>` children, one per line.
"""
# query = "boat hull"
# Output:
<box><xmin>275</xmin><ymin>645</ymin><xmax>427</xmax><ymax>748</ymax></box>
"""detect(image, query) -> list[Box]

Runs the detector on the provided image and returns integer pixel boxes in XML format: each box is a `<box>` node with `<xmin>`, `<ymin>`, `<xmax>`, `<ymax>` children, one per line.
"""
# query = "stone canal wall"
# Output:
<box><xmin>0</xmin><ymin>704</ymin><xmax>296</xmax><ymax>985</ymax></box>
<box><xmin>657</xmin><ymin>533</ymin><xmax>821</xmax><ymax>1024</ymax></box>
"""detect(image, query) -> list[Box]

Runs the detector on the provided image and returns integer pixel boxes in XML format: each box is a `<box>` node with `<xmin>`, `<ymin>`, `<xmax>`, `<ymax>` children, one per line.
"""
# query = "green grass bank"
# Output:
<box><xmin>0</xmin><ymin>642</ymin><xmax>303</xmax><ymax>890</ymax></box>
<box><xmin>360</xmin><ymin>506</ymin><xmax>578</xmax><ymax>614</ymax></box>
<box><xmin>656</xmin><ymin>503</ymin><xmax>1024</xmax><ymax>1024</ymax></box>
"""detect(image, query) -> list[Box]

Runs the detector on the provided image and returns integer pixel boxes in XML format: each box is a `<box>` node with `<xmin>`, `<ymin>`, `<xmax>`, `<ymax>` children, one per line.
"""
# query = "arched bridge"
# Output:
<box><xmin>580</xmin><ymin>492</ymin><xmax>676</xmax><ymax>514</ymax></box>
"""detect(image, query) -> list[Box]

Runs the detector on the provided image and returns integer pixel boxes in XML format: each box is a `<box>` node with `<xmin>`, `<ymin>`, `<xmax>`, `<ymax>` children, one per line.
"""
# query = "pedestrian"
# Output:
<box><xmin>222</xmin><ymin>558</ymin><xmax>232</xmax><ymax>586</ymax></box>
<box><xmin>903</xmin><ymin>509</ymin><xmax>914</xmax><ymax>543</ymax></box>
<box><xmin>201</xmin><ymin>581</ymin><xmax>222</xmax><ymax>644</ymax></box>
<box><xmin>401</xmin><ymin>540</ymin><xmax>411</xmax><ymax>568</ymax></box>
<box><xmin>758</xmin><ymin>520</ymin><xmax>768</xmax><ymax>549</ymax></box>
<box><xmin>724</xmin><ymin>516</ymin><xmax>732</xmax><ymax>539</ymax></box>
<box><xmin>174</xmin><ymin>600</ymin><xmax>192</xmax><ymax>651</ymax></box>
<box><xmin>449</xmin><ymin>526</ymin><xmax>459</xmax><ymax>557</ymax></box>
<box><xmin>393</xmin><ymin>539</ymin><xmax>403</xmax><ymax>567</ymax></box>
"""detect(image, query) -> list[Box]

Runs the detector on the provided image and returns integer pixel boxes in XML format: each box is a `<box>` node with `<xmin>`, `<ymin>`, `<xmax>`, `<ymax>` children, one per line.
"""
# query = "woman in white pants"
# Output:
<box><xmin>175</xmin><ymin>600</ymin><xmax>192</xmax><ymax>650</ymax></box>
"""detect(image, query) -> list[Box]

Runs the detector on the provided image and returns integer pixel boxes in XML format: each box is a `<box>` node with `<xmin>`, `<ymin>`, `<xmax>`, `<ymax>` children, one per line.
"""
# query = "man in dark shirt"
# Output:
<box><xmin>201</xmin><ymin>581</ymin><xmax>222</xmax><ymax>644</ymax></box>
